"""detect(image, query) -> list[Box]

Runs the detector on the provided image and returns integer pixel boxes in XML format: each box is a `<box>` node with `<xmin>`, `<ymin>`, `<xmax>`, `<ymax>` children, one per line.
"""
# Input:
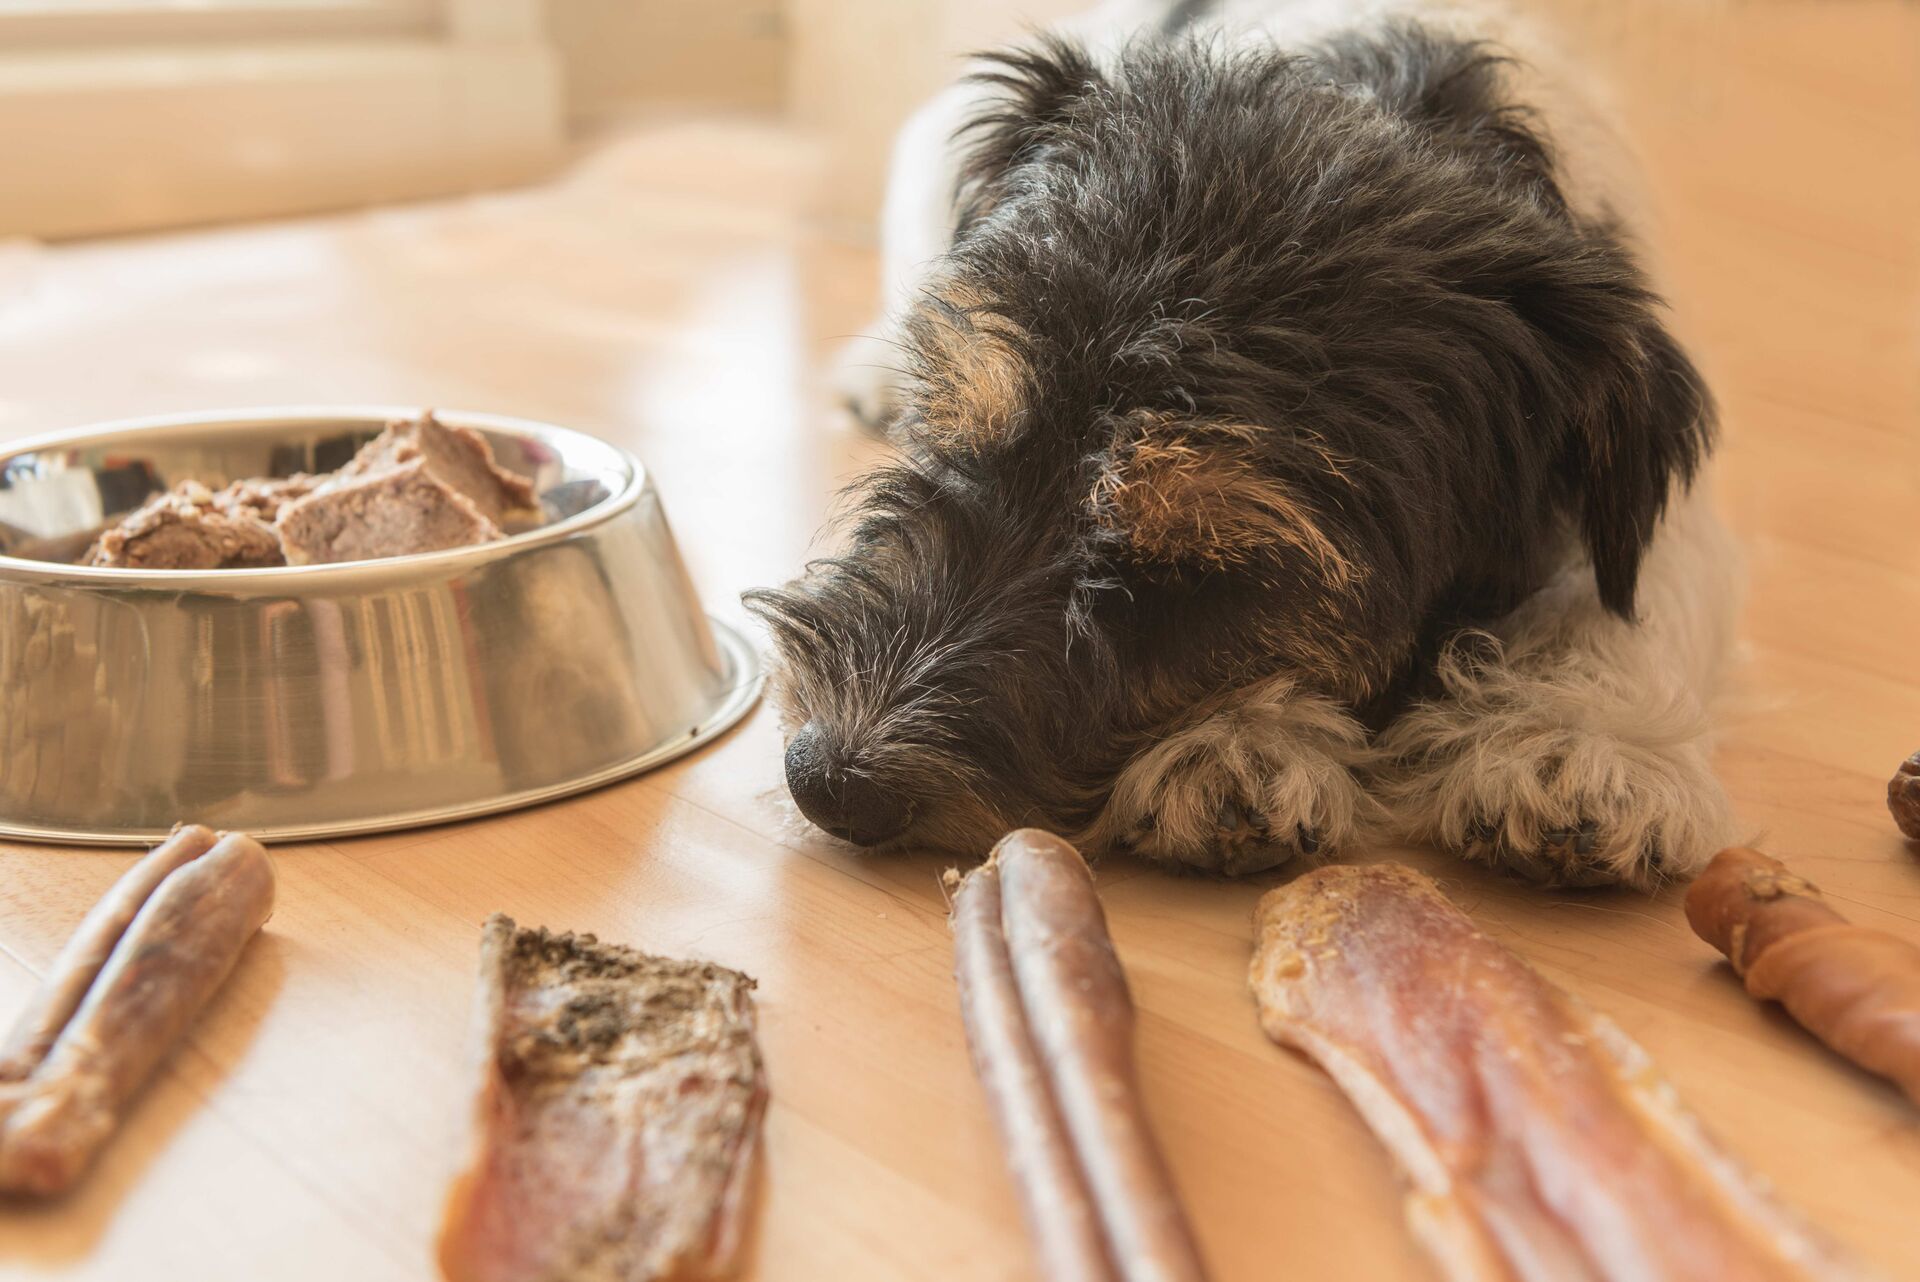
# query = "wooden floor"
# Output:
<box><xmin>2</xmin><ymin>4</ymin><xmax>1918</xmax><ymax>1279</ymax></box>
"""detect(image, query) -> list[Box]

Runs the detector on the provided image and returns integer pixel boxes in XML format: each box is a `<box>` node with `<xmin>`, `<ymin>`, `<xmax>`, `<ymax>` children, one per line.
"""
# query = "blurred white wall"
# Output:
<box><xmin>0</xmin><ymin>0</ymin><xmax>1729</xmax><ymax>241</ymax></box>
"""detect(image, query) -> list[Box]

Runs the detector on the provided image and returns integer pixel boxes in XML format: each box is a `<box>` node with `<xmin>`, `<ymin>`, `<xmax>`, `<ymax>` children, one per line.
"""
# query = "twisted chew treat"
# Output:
<box><xmin>948</xmin><ymin>829</ymin><xmax>1209</xmax><ymax>1282</ymax></box>
<box><xmin>0</xmin><ymin>828</ymin><xmax>276</xmax><ymax>1195</ymax></box>
<box><xmin>1686</xmin><ymin>846</ymin><xmax>1920</xmax><ymax>1105</ymax></box>
<box><xmin>1251</xmin><ymin>863</ymin><xmax>1867</xmax><ymax>1282</ymax></box>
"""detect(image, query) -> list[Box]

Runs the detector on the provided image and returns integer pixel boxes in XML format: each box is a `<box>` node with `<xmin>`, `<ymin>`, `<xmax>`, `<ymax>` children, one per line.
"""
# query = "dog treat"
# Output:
<box><xmin>1687</xmin><ymin>846</ymin><xmax>1920</xmax><ymax>1105</ymax></box>
<box><xmin>1888</xmin><ymin>753</ymin><xmax>1920</xmax><ymax>840</ymax></box>
<box><xmin>0</xmin><ymin>829</ymin><xmax>276</xmax><ymax>1195</ymax></box>
<box><xmin>84</xmin><ymin>481</ymin><xmax>287</xmax><ymax>569</ymax></box>
<box><xmin>947</xmin><ymin>830</ymin><xmax>1209</xmax><ymax>1282</ymax></box>
<box><xmin>437</xmin><ymin>915</ymin><xmax>766</xmax><ymax>1282</ymax></box>
<box><xmin>1251</xmin><ymin>863</ymin><xmax>1865</xmax><ymax>1282</ymax></box>
<box><xmin>949</xmin><ymin>856</ymin><xmax>1118</xmax><ymax>1282</ymax></box>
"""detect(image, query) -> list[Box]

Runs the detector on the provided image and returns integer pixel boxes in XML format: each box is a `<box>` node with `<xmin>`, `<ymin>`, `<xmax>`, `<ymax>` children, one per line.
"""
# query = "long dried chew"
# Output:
<box><xmin>1251</xmin><ymin>863</ymin><xmax>1867</xmax><ymax>1282</ymax></box>
<box><xmin>0</xmin><ymin>831</ymin><xmax>276</xmax><ymax>1195</ymax></box>
<box><xmin>437</xmin><ymin>915</ymin><xmax>766</xmax><ymax>1282</ymax></box>
<box><xmin>1686</xmin><ymin>846</ymin><xmax>1920</xmax><ymax>1105</ymax></box>
<box><xmin>948</xmin><ymin>858</ymin><xmax>1119</xmax><ymax>1282</ymax></box>
<box><xmin>950</xmin><ymin>829</ymin><xmax>1209</xmax><ymax>1282</ymax></box>
<box><xmin>0</xmin><ymin>824</ymin><xmax>221</xmax><ymax>1082</ymax></box>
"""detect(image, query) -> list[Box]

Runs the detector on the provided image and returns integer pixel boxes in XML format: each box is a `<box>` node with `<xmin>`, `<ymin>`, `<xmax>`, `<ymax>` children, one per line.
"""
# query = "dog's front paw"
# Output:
<box><xmin>1384</xmin><ymin>718</ymin><xmax>1733</xmax><ymax>890</ymax></box>
<box><xmin>832</xmin><ymin>330</ymin><xmax>907</xmax><ymax>432</ymax></box>
<box><xmin>1100</xmin><ymin>693</ymin><xmax>1371</xmax><ymax>876</ymax></box>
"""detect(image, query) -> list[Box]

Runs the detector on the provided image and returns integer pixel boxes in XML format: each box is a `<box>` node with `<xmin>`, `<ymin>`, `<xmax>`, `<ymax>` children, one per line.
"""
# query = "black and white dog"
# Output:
<box><xmin>749</xmin><ymin>0</ymin><xmax>1738</xmax><ymax>888</ymax></box>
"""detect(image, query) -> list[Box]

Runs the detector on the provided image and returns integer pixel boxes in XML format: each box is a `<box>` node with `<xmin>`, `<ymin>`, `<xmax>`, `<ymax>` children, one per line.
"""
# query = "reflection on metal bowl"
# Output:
<box><xmin>0</xmin><ymin>406</ymin><xmax>760</xmax><ymax>844</ymax></box>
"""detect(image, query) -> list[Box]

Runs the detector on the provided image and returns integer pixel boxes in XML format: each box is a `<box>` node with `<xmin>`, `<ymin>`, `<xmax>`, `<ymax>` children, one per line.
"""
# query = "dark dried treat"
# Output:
<box><xmin>85</xmin><ymin>482</ymin><xmax>285</xmax><ymax>570</ymax></box>
<box><xmin>1888</xmin><ymin>752</ymin><xmax>1920</xmax><ymax>840</ymax></box>
<box><xmin>437</xmin><ymin>915</ymin><xmax>765</xmax><ymax>1282</ymax></box>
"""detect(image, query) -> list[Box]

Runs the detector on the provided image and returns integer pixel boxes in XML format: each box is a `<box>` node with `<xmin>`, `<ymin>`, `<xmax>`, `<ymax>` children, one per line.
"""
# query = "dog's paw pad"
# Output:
<box><xmin>1385</xmin><ymin>707</ymin><xmax>1732</xmax><ymax>891</ymax></box>
<box><xmin>1124</xmin><ymin>798</ymin><xmax>1328</xmax><ymax>876</ymax></box>
<box><xmin>1100</xmin><ymin>692</ymin><xmax>1370</xmax><ymax>877</ymax></box>
<box><xmin>1463</xmin><ymin>815</ymin><xmax>1666</xmax><ymax>889</ymax></box>
<box><xmin>1207</xmin><ymin>799</ymin><xmax>1313</xmax><ymax>875</ymax></box>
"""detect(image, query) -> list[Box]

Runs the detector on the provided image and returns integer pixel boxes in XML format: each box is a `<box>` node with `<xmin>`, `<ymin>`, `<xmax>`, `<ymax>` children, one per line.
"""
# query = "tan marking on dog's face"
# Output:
<box><xmin>909</xmin><ymin>280</ymin><xmax>1032</xmax><ymax>450</ymax></box>
<box><xmin>1092</xmin><ymin>418</ymin><xmax>1355</xmax><ymax>584</ymax></box>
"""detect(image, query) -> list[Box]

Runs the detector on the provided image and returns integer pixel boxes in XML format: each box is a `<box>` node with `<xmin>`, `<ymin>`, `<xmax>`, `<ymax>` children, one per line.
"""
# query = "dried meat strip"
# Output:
<box><xmin>438</xmin><ymin>915</ymin><xmax>766</xmax><ymax>1282</ymax></box>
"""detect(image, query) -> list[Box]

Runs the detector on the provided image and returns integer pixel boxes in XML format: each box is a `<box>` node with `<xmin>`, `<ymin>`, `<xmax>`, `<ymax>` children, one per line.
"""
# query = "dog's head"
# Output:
<box><xmin>747</xmin><ymin>27</ymin><xmax>1713</xmax><ymax>852</ymax></box>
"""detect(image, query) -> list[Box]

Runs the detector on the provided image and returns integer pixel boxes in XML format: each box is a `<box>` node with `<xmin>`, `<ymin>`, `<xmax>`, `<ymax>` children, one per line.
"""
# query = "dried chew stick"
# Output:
<box><xmin>1251</xmin><ymin>863</ymin><xmax>1868</xmax><ymax>1282</ymax></box>
<box><xmin>948</xmin><ymin>858</ymin><xmax>1119</xmax><ymax>1282</ymax></box>
<box><xmin>1686</xmin><ymin>846</ymin><xmax>1920</xmax><ymax>1105</ymax></box>
<box><xmin>0</xmin><ymin>831</ymin><xmax>276</xmax><ymax>1195</ymax></box>
<box><xmin>951</xmin><ymin>829</ymin><xmax>1210</xmax><ymax>1282</ymax></box>
<box><xmin>437</xmin><ymin>916</ymin><xmax>766</xmax><ymax>1282</ymax></box>
<box><xmin>0</xmin><ymin>824</ymin><xmax>221</xmax><ymax>1083</ymax></box>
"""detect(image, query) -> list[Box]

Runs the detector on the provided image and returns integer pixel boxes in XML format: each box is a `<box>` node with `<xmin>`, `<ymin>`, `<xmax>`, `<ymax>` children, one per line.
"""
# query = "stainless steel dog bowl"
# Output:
<box><xmin>0</xmin><ymin>407</ymin><xmax>760</xmax><ymax>844</ymax></box>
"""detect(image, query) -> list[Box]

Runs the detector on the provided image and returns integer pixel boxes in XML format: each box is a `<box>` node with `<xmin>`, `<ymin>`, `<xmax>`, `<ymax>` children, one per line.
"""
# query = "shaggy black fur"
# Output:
<box><xmin>747</xmin><ymin>22</ymin><xmax>1713</xmax><ymax>853</ymax></box>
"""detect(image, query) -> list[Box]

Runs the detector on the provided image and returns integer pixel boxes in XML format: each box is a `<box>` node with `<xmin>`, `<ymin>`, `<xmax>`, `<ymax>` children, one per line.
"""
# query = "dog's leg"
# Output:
<box><xmin>1095</xmin><ymin>678</ymin><xmax>1375</xmax><ymax>875</ymax></box>
<box><xmin>1378</xmin><ymin>487</ymin><xmax>1741</xmax><ymax>890</ymax></box>
<box><xmin>835</xmin><ymin>82</ymin><xmax>984</xmax><ymax>430</ymax></box>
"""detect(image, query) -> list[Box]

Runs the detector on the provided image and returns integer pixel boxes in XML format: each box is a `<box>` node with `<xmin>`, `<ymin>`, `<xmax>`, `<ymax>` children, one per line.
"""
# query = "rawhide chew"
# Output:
<box><xmin>1686</xmin><ymin>845</ymin><xmax>1920</xmax><ymax>1105</ymax></box>
<box><xmin>437</xmin><ymin>915</ymin><xmax>766</xmax><ymax>1282</ymax></box>
<box><xmin>947</xmin><ymin>829</ymin><xmax>1209</xmax><ymax>1282</ymax></box>
<box><xmin>0</xmin><ymin>828</ymin><xmax>276</xmax><ymax>1195</ymax></box>
<box><xmin>1252</xmin><ymin>862</ymin><xmax>1867</xmax><ymax>1282</ymax></box>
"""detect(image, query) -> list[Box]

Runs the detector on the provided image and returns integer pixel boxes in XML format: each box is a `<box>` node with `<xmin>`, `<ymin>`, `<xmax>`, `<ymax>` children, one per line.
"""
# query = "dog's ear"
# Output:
<box><xmin>1514</xmin><ymin>228</ymin><xmax>1715</xmax><ymax>618</ymax></box>
<box><xmin>1573</xmin><ymin>316</ymin><xmax>1713</xmax><ymax>618</ymax></box>
<box><xmin>1089</xmin><ymin>415</ymin><xmax>1355</xmax><ymax>585</ymax></box>
<box><xmin>955</xmin><ymin>37</ymin><xmax>1107</xmax><ymax>229</ymax></box>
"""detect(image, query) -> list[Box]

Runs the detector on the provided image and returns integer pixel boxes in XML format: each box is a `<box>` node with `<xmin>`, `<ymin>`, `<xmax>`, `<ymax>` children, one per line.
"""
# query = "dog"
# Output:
<box><xmin>747</xmin><ymin>0</ymin><xmax>1739</xmax><ymax>889</ymax></box>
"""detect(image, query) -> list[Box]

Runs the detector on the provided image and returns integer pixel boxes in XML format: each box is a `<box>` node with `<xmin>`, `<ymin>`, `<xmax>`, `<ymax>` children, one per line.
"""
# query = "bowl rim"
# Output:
<box><xmin>0</xmin><ymin>404</ymin><xmax>645</xmax><ymax>588</ymax></box>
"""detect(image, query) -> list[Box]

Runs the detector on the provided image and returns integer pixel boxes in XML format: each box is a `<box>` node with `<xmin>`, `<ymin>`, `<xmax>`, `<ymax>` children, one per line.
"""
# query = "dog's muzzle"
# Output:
<box><xmin>783</xmin><ymin>722</ymin><xmax>914</xmax><ymax>845</ymax></box>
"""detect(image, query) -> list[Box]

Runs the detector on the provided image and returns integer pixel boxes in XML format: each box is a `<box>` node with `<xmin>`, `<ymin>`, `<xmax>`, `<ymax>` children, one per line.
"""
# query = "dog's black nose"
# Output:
<box><xmin>784</xmin><ymin>722</ymin><xmax>912</xmax><ymax>845</ymax></box>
